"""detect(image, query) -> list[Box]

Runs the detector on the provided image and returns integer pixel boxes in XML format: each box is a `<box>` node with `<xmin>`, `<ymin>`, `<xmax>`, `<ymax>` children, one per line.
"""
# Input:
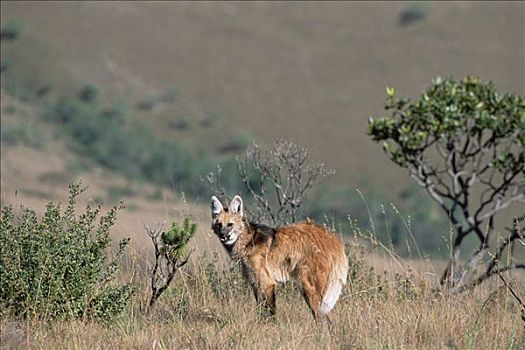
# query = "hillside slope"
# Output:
<box><xmin>0</xmin><ymin>91</ymin><xmax>219</xmax><ymax>256</ymax></box>
<box><xmin>2</xmin><ymin>1</ymin><xmax>523</xmax><ymax>193</ymax></box>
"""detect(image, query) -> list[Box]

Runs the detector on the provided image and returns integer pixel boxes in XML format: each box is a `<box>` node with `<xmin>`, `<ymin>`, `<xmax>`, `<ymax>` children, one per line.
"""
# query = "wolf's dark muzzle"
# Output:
<box><xmin>212</xmin><ymin>222</ymin><xmax>231</xmax><ymax>242</ymax></box>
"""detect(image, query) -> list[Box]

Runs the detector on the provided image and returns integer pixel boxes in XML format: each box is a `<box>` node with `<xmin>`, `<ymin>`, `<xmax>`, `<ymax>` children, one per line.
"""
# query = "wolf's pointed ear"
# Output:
<box><xmin>229</xmin><ymin>195</ymin><xmax>243</xmax><ymax>217</ymax></box>
<box><xmin>211</xmin><ymin>196</ymin><xmax>224</xmax><ymax>216</ymax></box>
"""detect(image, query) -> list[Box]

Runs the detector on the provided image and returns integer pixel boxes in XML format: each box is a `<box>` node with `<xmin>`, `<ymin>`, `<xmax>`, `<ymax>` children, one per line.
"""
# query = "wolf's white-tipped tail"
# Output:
<box><xmin>319</xmin><ymin>253</ymin><xmax>348</xmax><ymax>316</ymax></box>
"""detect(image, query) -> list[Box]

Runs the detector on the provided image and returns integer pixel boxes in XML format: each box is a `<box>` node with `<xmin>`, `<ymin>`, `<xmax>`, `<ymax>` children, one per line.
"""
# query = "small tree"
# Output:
<box><xmin>204</xmin><ymin>139</ymin><xmax>335</xmax><ymax>226</ymax></box>
<box><xmin>368</xmin><ymin>76</ymin><xmax>524</xmax><ymax>291</ymax></box>
<box><xmin>145</xmin><ymin>218</ymin><xmax>196</xmax><ymax>308</ymax></box>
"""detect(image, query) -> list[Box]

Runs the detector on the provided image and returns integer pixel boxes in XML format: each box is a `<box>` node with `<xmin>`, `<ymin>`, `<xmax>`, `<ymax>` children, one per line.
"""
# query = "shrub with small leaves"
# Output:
<box><xmin>0</xmin><ymin>183</ymin><xmax>133</xmax><ymax>320</ymax></box>
<box><xmin>146</xmin><ymin>217</ymin><xmax>196</xmax><ymax>308</ymax></box>
<box><xmin>161</xmin><ymin>218</ymin><xmax>196</xmax><ymax>258</ymax></box>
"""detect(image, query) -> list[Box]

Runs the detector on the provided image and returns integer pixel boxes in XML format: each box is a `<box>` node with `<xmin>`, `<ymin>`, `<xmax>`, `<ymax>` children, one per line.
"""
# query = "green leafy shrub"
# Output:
<box><xmin>161</xmin><ymin>218</ymin><xmax>196</xmax><ymax>250</ymax></box>
<box><xmin>146</xmin><ymin>217</ymin><xmax>196</xmax><ymax>307</ymax></box>
<box><xmin>0</xmin><ymin>183</ymin><xmax>133</xmax><ymax>320</ymax></box>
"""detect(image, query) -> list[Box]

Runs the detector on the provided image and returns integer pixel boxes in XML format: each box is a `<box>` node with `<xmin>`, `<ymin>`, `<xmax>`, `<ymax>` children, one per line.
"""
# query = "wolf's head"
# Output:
<box><xmin>210</xmin><ymin>195</ymin><xmax>245</xmax><ymax>246</ymax></box>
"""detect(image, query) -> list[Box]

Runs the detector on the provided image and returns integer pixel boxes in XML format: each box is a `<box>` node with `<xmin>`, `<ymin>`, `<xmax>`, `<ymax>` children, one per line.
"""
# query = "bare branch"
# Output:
<box><xmin>203</xmin><ymin>139</ymin><xmax>335</xmax><ymax>226</ymax></box>
<box><xmin>452</xmin><ymin>263</ymin><xmax>525</xmax><ymax>294</ymax></box>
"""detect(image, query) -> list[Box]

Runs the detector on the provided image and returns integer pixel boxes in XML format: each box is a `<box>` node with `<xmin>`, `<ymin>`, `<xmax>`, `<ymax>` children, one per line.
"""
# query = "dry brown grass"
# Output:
<box><xmin>2</xmin><ymin>239</ymin><xmax>523</xmax><ymax>350</ymax></box>
<box><xmin>1</xmin><ymin>141</ymin><xmax>523</xmax><ymax>348</ymax></box>
<box><xmin>1</xmin><ymin>3</ymin><xmax>524</xmax><ymax>347</ymax></box>
<box><xmin>1</xmin><ymin>91</ymin><xmax>523</xmax><ymax>348</ymax></box>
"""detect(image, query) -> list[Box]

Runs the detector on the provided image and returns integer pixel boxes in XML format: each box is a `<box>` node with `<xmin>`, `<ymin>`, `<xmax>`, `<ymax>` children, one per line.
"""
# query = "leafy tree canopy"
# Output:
<box><xmin>369</xmin><ymin>76</ymin><xmax>524</xmax><ymax>172</ymax></box>
<box><xmin>368</xmin><ymin>76</ymin><xmax>524</xmax><ymax>290</ymax></box>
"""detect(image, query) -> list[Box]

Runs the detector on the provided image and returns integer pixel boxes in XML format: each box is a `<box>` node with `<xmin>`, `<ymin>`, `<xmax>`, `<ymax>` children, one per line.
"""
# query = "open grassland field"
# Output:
<box><xmin>2</xmin><ymin>145</ymin><xmax>524</xmax><ymax>348</ymax></box>
<box><xmin>1</xmin><ymin>241</ymin><xmax>524</xmax><ymax>350</ymax></box>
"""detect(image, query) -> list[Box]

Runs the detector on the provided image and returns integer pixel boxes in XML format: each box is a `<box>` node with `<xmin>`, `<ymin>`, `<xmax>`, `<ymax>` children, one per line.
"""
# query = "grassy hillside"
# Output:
<box><xmin>1</xmin><ymin>1</ymin><xmax>523</xmax><ymax>190</ymax></box>
<box><xmin>0</xmin><ymin>90</ymin><xmax>217</xmax><ymax>256</ymax></box>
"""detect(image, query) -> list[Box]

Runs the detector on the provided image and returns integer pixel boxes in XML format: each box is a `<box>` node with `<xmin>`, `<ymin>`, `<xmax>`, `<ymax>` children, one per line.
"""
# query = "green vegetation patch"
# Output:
<box><xmin>0</xmin><ymin>183</ymin><xmax>133</xmax><ymax>320</ymax></box>
<box><xmin>43</xmin><ymin>91</ymin><xmax>216</xmax><ymax>197</ymax></box>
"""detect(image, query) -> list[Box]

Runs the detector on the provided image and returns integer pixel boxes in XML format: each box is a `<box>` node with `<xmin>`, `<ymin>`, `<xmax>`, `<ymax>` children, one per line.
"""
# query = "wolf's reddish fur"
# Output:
<box><xmin>210</xmin><ymin>195</ymin><xmax>348</xmax><ymax>320</ymax></box>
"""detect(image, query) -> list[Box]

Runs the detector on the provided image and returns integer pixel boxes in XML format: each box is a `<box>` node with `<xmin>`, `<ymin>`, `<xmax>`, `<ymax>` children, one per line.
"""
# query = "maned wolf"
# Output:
<box><xmin>210</xmin><ymin>195</ymin><xmax>348</xmax><ymax>320</ymax></box>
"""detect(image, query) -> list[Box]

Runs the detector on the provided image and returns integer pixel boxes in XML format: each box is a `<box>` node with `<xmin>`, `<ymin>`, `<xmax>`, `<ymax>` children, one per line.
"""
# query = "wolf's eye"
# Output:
<box><xmin>227</xmin><ymin>223</ymin><xmax>233</xmax><ymax>227</ymax></box>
